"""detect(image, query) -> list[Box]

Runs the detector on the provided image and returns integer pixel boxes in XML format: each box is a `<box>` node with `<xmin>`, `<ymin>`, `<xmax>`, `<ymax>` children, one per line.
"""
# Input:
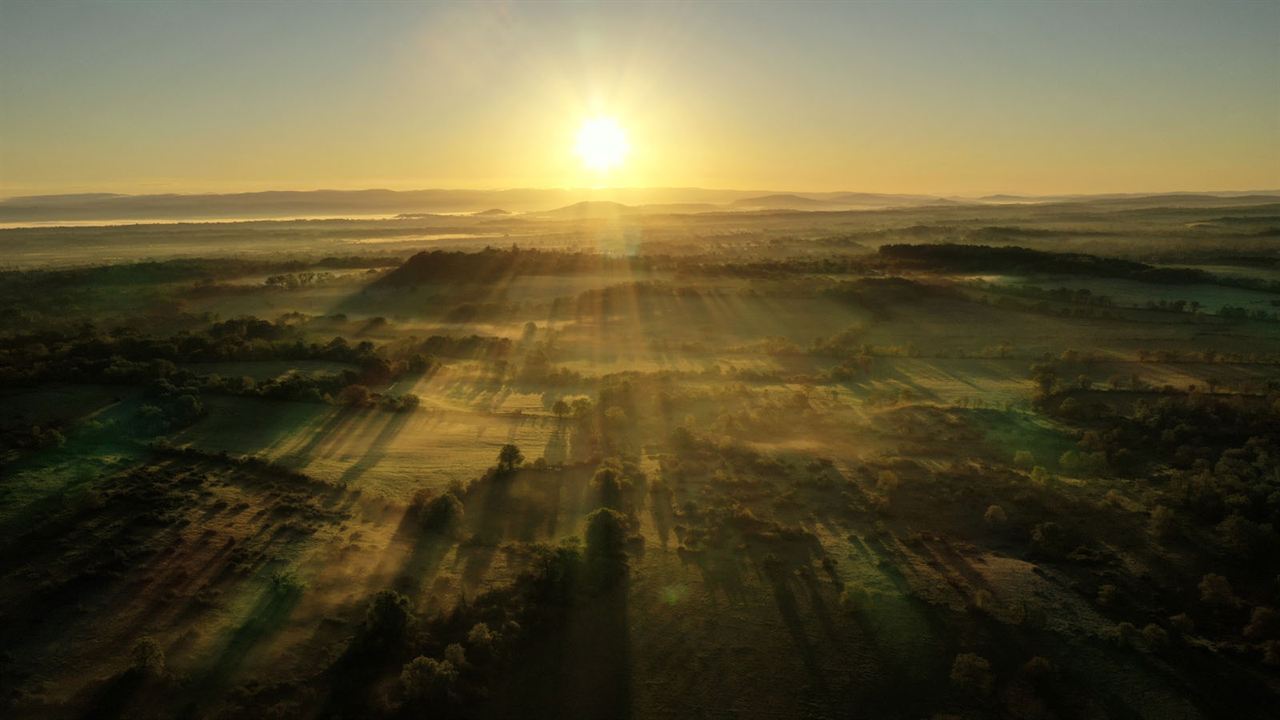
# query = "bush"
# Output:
<box><xmin>1022</xmin><ymin>656</ymin><xmax>1053</xmax><ymax>680</ymax></box>
<box><xmin>1149</xmin><ymin>505</ymin><xmax>1176</xmax><ymax>541</ymax></box>
<box><xmin>408</xmin><ymin>491</ymin><xmax>464</xmax><ymax>537</ymax></box>
<box><xmin>971</xmin><ymin>589</ymin><xmax>995</xmax><ymax>614</ymax></box>
<box><xmin>1244</xmin><ymin>607</ymin><xmax>1279</xmax><ymax>641</ymax></box>
<box><xmin>1111</xmin><ymin>622</ymin><xmax>1139</xmax><ymax>649</ymax></box>
<box><xmin>1030</xmin><ymin>522</ymin><xmax>1067</xmax><ymax>558</ymax></box>
<box><xmin>983</xmin><ymin>504</ymin><xmax>1007</xmax><ymax>526</ymax></box>
<box><xmin>1199</xmin><ymin>574</ymin><xmax>1238</xmax><ymax>607</ymax></box>
<box><xmin>130</xmin><ymin>636</ymin><xmax>166</xmax><ymax>677</ymax></box>
<box><xmin>950</xmin><ymin>653</ymin><xmax>993</xmax><ymax>696</ymax></box>
<box><xmin>1029</xmin><ymin>466</ymin><xmax>1052</xmax><ymax>487</ymax></box>
<box><xmin>876</xmin><ymin>470</ymin><xmax>900</xmax><ymax>494</ymax></box>
<box><xmin>444</xmin><ymin>643</ymin><xmax>466</xmax><ymax>668</ymax></box>
<box><xmin>1142</xmin><ymin>623</ymin><xmax>1170</xmax><ymax>651</ymax></box>
<box><xmin>337</xmin><ymin>384</ymin><xmax>373</xmax><ymax>407</ymax></box>
<box><xmin>1169</xmin><ymin>613</ymin><xmax>1195</xmax><ymax>637</ymax></box>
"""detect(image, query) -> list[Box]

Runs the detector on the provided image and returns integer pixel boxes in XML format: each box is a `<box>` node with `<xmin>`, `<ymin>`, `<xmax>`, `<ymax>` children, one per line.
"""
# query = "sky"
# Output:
<box><xmin>1</xmin><ymin>0</ymin><xmax>1277</xmax><ymax>197</ymax></box>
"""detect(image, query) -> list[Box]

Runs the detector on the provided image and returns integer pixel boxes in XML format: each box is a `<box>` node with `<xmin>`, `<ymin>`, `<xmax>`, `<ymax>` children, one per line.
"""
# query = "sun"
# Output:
<box><xmin>574</xmin><ymin>117</ymin><xmax>630</xmax><ymax>173</ymax></box>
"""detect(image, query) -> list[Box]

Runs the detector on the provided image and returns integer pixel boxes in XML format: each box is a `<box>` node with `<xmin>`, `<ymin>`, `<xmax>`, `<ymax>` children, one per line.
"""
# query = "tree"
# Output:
<box><xmin>591</xmin><ymin>466</ymin><xmax>630</xmax><ymax>510</ymax></box>
<box><xmin>338</xmin><ymin>384</ymin><xmax>372</xmax><ymax>407</ymax></box>
<box><xmin>131</xmin><ymin>636</ymin><xmax>166</xmax><ymax>677</ymax></box>
<box><xmin>1030</xmin><ymin>521</ymin><xmax>1067</xmax><ymax>558</ymax></box>
<box><xmin>444</xmin><ymin>643</ymin><xmax>467</xmax><ymax>668</ymax></box>
<box><xmin>1245</xmin><ymin>607</ymin><xmax>1279</xmax><ymax>641</ymax></box>
<box><xmin>498</xmin><ymin>443</ymin><xmax>524</xmax><ymax>471</ymax></box>
<box><xmin>1149</xmin><ymin>505</ymin><xmax>1176</xmax><ymax>541</ymax></box>
<box><xmin>950</xmin><ymin>653</ymin><xmax>993</xmax><ymax>696</ymax></box>
<box><xmin>876</xmin><ymin>470</ymin><xmax>900</xmax><ymax>494</ymax></box>
<box><xmin>1029</xmin><ymin>466</ymin><xmax>1052</xmax><ymax>487</ymax></box>
<box><xmin>1142</xmin><ymin>624</ymin><xmax>1170</xmax><ymax>651</ymax></box>
<box><xmin>408</xmin><ymin>491</ymin><xmax>464</xmax><ymax>537</ymax></box>
<box><xmin>362</xmin><ymin>590</ymin><xmax>413</xmax><ymax>652</ymax></box>
<box><xmin>983</xmin><ymin>505</ymin><xmax>1007</xmax><ymax>526</ymax></box>
<box><xmin>400</xmin><ymin>656</ymin><xmax>456</xmax><ymax>704</ymax></box>
<box><xmin>552</xmin><ymin>399</ymin><xmax>570</xmax><ymax>421</ymax></box>
<box><xmin>585</xmin><ymin>508</ymin><xmax>630</xmax><ymax>590</ymax></box>
<box><xmin>1199</xmin><ymin>574</ymin><xmax>1238</xmax><ymax>608</ymax></box>
<box><xmin>467</xmin><ymin>622</ymin><xmax>497</xmax><ymax>663</ymax></box>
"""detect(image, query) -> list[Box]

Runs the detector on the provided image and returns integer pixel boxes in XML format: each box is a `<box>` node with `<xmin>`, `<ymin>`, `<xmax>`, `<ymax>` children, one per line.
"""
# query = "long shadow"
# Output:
<box><xmin>543</xmin><ymin>421</ymin><xmax>568</xmax><ymax>465</ymax></box>
<box><xmin>923</xmin><ymin>537</ymin><xmax>997</xmax><ymax>598</ymax></box>
<box><xmin>761</xmin><ymin>555</ymin><xmax>826</xmax><ymax>691</ymax></box>
<box><xmin>648</xmin><ymin>485</ymin><xmax>674</xmax><ymax>549</ymax></box>
<box><xmin>336</xmin><ymin>410</ymin><xmax>413</xmax><ymax>486</ymax></box>
<box><xmin>181</xmin><ymin>578</ymin><xmax>304</xmax><ymax>714</ymax></box>
<box><xmin>455</xmin><ymin>471</ymin><xmax>517</xmax><ymax>591</ymax></box>
<box><xmin>797</xmin><ymin>567</ymin><xmax>841</xmax><ymax>642</ymax></box>
<box><xmin>282</xmin><ymin>408</ymin><xmax>365</xmax><ymax>463</ymax></box>
<box><xmin>390</xmin><ymin>531</ymin><xmax>452</xmax><ymax>597</ymax></box>
<box><xmin>490</xmin><ymin>582</ymin><xmax>633</xmax><ymax>720</ymax></box>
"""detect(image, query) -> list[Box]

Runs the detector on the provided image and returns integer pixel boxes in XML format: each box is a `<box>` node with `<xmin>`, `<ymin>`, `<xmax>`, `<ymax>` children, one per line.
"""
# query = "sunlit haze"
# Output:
<box><xmin>575</xmin><ymin>117</ymin><xmax>630</xmax><ymax>175</ymax></box>
<box><xmin>1</xmin><ymin>0</ymin><xmax>1277</xmax><ymax>196</ymax></box>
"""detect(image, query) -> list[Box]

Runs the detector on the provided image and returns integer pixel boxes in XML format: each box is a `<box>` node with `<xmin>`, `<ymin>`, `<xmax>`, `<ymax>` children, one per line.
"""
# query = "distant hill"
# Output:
<box><xmin>532</xmin><ymin>201</ymin><xmax>633</xmax><ymax>219</ymax></box>
<box><xmin>731</xmin><ymin>194</ymin><xmax>830</xmax><ymax>210</ymax></box>
<box><xmin>530</xmin><ymin>200</ymin><xmax>723</xmax><ymax>218</ymax></box>
<box><xmin>980</xmin><ymin>192</ymin><xmax>1280</xmax><ymax>208</ymax></box>
<box><xmin>1</xmin><ymin>187</ymin><xmax>1276</xmax><ymax>223</ymax></box>
<box><xmin>731</xmin><ymin>192</ymin><xmax>955</xmax><ymax>211</ymax></box>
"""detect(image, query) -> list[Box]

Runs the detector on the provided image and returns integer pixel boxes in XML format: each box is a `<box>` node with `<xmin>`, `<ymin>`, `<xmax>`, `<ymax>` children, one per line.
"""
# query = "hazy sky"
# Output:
<box><xmin>1</xmin><ymin>0</ymin><xmax>1277</xmax><ymax>197</ymax></box>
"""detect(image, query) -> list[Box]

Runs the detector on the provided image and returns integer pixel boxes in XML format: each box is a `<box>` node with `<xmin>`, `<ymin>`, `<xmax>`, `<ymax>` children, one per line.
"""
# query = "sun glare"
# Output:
<box><xmin>574</xmin><ymin>117</ymin><xmax>630</xmax><ymax>173</ymax></box>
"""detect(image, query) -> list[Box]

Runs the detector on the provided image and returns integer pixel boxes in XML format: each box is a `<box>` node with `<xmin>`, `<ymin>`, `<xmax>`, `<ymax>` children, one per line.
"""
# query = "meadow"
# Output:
<box><xmin>1</xmin><ymin>196</ymin><xmax>1279</xmax><ymax>719</ymax></box>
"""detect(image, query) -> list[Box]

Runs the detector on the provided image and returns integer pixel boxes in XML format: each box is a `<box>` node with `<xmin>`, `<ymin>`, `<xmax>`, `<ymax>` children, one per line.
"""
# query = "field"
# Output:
<box><xmin>2</xmin><ymin>197</ymin><xmax>1279</xmax><ymax>720</ymax></box>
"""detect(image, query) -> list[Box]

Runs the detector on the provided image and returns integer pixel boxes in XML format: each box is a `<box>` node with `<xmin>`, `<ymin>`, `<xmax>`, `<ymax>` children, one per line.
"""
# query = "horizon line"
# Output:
<box><xmin>4</xmin><ymin>185</ymin><xmax>1280</xmax><ymax>203</ymax></box>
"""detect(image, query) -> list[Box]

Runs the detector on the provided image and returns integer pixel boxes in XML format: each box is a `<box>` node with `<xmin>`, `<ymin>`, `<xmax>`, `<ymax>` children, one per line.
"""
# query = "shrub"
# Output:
<box><xmin>1029</xmin><ymin>466</ymin><xmax>1052</xmax><ymax>487</ymax></box>
<box><xmin>467</xmin><ymin>622</ymin><xmax>497</xmax><ymax>663</ymax></box>
<box><xmin>876</xmin><ymin>470</ymin><xmax>900</xmax><ymax>494</ymax></box>
<box><xmin>983</xmin><ymin>504</ymin><xmax>1007</xmax><ymax>526</ymax></box>
<box><xmin>1142</xmin><ymin>623</ymin><xmax>1170</xmax><ymax>651</ymax></box>
<box><xmin>1199</xmin><ymin>574</ymin><xmax>1238</xmax><ymax>607</ymax></box>
<box><xmin>1022</xmin><ymin>656</ymin><xmax>1053</xmax><ymax>680</ymax></box>
<box><xmin>131</xmin><ymin>636</ymin><xmax>166</xmax><ymax>677</ymax></box>
<box><xmin>1111</xmin><ymin>622</ymin><xmax>1139</xmax><ymax>648</ymax></box>
<box><xmin>337</xmin><ymin>384</ymin><xmax>373</xmax><ymax>407</ymax></box>
<box><xmin>950</xmin><ymin>653</ymin><xmax>993</xmax><ymax>696</ymax></box>
<box><xmin>971</xmin><ymin>589</ymin><xmax>995</xmax><ymax>614</ymax></box>
<box><xmin>1149</xmin><ymin>505</ymin><xmax>1176</xmax><ymax>541</ymax></box>
<box><xmin>1013</xmin><ymin>450</ymin><xmax>1034</xmax><ymax>468</ymax></box>
<box><xmin>1030</xmin><ymin>522</ymin><xmax>1066</xmax><ymax>557</ymax></box>
<box><xmin>444</xmin><ymin>643</ymin><xmax>466</xmax><ymax>668</ymax></box>
<box><xmin>408</xmin><ymin>491</ymin><xmax>464</xmax><ymax>537</ymax></box>
<box><xmin>1169</xmin><ymin>613</ymin><xmax>1195</xmax><ymax>637</ymax></box>
<box><xmin>1244</xmin><ymin>607</ymin><xmax>1279</xmax><ymax>641</ymax></box>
